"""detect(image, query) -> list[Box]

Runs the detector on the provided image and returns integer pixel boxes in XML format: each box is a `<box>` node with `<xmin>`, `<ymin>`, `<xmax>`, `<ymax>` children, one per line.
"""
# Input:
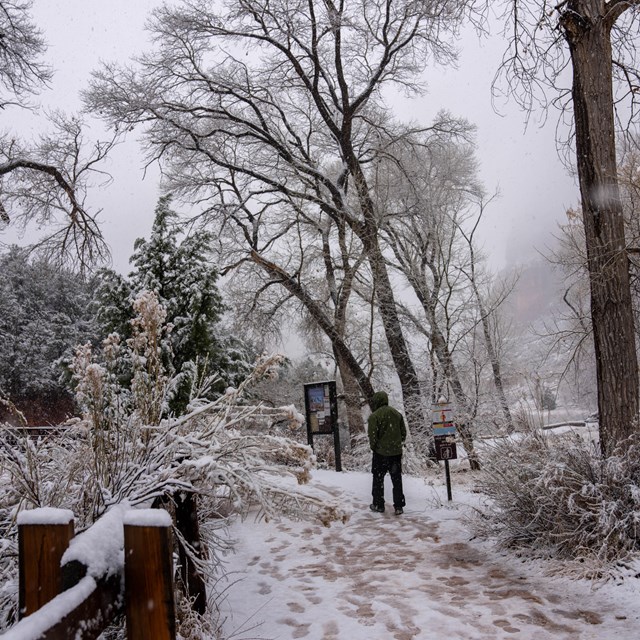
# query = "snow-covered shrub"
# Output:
<box><xmin>0</xmin><ymin>339</ymin><xmax>347</xmax><ymax>635</ymax></box>
<box><xmin>473</xmin><ymin>430</ymin><xmax>640</xmax><ymax>576</ymax></box>
<box><xmin>511</xmin><ymin>402</ymin><xmax>542</xmax><ymax>432</ymax></box>
<box><xmin>0</xmin><ymin>506</ymin><xmax>17</xmax><ymax>628</ymax></box>
<box><xmin>0</xmin><ymin>247</ymin><xmax>97</xmax><ymax>425</ymax></box>
<box><xmin>128</xmin><ymin>290</ymin><xmax>172</xmax><ymax>426</ymax></box>
<box><xmin>0</xmin><ymin>426</ymin><xmax>95</xmax><ymax>628</ymax></box>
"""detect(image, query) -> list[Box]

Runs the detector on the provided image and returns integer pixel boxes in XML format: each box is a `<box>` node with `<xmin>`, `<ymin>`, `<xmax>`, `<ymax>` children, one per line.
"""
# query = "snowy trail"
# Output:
<box><xmin>220</xmin><ymin>470</ymin><xmax>638</xmax><ymax>639</ymax></box>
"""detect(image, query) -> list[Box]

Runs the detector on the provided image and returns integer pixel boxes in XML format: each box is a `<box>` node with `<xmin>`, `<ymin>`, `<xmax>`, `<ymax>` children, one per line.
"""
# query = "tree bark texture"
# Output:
<box><xmin>362</xmin><ymin>232</ymin><xmax>427</xmax><ymax>437</ymax></box>
<box><xmin>563</xmin><ymin>6</ymin><xmax>640</xmax><ymax>455</ymax></box>
<box><xmin>334</xmin><ymin>349</ymin><xmax>366</xmax><ymax>443</ymax></box>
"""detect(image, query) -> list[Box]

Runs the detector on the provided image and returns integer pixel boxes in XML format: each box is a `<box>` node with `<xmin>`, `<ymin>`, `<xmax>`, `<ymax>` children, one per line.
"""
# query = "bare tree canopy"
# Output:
<box><xmin>0</xmin><ymin>0</ymin><xmax>51</xmax><ymax>108</ymax></box>
<box><xmin>497</xmin><ymin>0</ymin><xmax>640</xmax><ymax>454</ymax></box>
<box><xmin>0</xmin><ymin>1</ymin><xmax>115</xmax><ymax>268</ymax></box>
<box><xmin>86</xmin><ymin>0</ymin><xmax>480</xmax><ymax>438</ymax></box>
<box><xmin>0</xmin><ymin>113</ymin><xmax>116</xmax><ymax>268</ymax></box>
<box><xmin>496</xmin><ymin>0</ymin><xmax>640</xmax><ymax>128</ymax></box>
<box><xmin>376</xmin><ymin>132</ymin><xmax>506</xmax><ymax>458</ymax></box>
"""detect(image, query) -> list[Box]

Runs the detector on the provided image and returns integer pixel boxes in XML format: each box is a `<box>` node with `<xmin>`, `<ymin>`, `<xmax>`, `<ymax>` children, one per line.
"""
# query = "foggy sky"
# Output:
<box><xmin>6</xmin><ymin>0</ymin><xmax>578</xmax><ymax>274</ymax></box>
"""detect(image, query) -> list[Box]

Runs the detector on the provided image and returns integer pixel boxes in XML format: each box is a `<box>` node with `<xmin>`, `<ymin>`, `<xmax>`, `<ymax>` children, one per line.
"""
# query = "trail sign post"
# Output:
<box><xmin>303</xmin><ymin>381</ymin><xmax>341</xmax><ymax>472</ymax></box>
<box><xmin>432</xmin><ymin>399</ymin><xmax>457</xmax><ymax>501</ymax></box>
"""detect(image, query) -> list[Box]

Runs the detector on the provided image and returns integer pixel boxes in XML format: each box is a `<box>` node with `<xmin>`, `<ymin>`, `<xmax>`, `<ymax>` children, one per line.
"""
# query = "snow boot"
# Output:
<box><xmin>369</xmin><ymin>503</ymin><xmax>385</xmax><ymax>513</ymax></box>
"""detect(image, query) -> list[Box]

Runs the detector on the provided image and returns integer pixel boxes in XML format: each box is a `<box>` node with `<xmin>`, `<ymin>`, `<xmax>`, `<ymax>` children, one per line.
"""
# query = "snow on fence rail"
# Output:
<box><xmin>541</xmin><ymin>420</ymin><xmax>590</xmax><ymax>430</ymax></box>
<box><xmin>2</xmin><ymin>506</ymin><xmax>175</xmax><ymax>640</ymax></box>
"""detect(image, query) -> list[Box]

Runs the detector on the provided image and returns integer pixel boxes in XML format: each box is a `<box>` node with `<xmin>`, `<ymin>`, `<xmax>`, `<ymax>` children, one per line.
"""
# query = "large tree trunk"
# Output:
<box><xmin>564</xmin><ymin>11</ymin><xmax>639</xmax><ymax>456</ymax></box>
<box><xmin>364</xmin><ymin>235</ymin><xmax>427</xmax><ymax>436</ymax></box>
<box><xmin>334</xmin><ymin>350</ymin><xmax>366</xmax><ymax>444</ymax></box>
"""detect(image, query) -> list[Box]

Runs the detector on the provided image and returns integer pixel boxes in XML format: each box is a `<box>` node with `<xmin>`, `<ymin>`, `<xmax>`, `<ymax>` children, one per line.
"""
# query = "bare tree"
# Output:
<box><xmin>619</xmin><ymin>144</ymin><xmax>640</xmax><ymax>324</ymax></box>
<box><xmin>1</xmin><ymin>114</ymin><xmax>116</xmax><ymax>268</ymax></box>
<box><xmin>0</xmin><ymin>0</ymin><xmax>51</xmax><ymax>108</ymax></box>
<box><xmin>86</xmin><ymin>0</ymin><xmax>478</xmax><ymax>434</ymax></box>
<box><xmin>497</xmin><ymin>0</ymin><xmax>640</xmax><ymax>455</ymax></box>
<box><xmin>546</xmin><ymin>144</ymin><xmax>640</xmax><ymax>404</ymax></box>
<box><xmin>1</xmin><ymin>2</ymin><xmax>115</xmax><ymax>267</ymax></box>
<box><xmin>300</xmin><ymin>211</ymin><xmax>371</xmax><ymax>437</ymax></box>
<box><xmin>457</xmin><ymin>198</ymin><xmax>516</xmax><ymax>434</ymax></box>
<box><xmin>204</xmin><ymin>171</ymin><xmax>376</xmax><ymax>430</ymax></box>
<box><xmin>555</xmin><ymin>147</ymin><xmax>640</xmax><ymax>346</ymax></box>
<box><xmin>375</xmin><ymin>129</ymin><xmax>486</xmax><ymax>467</ymax></box>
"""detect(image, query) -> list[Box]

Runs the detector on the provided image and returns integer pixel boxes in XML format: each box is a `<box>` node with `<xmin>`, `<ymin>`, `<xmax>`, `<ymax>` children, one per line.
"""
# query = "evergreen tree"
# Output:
<box><xmin>0</xmin><ymin>246</ymin><xmax>96</xmax><ymax>424</ymax></box>
<box><xmin>93</xmin><ymin>269</ymin><xmax>134</xmax><ymax>341</ymax></box>
<box><xmin>95</xmin><ymin>196</ymin><xmax>251</xmax><ymax>415</ymax></box>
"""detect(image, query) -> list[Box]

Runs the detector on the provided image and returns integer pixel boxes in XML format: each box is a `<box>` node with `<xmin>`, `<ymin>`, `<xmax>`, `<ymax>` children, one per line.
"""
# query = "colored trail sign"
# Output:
<box><xmin>432</xmin><ymin>400</ymin><xmax>457</xmax><ymax>501</ymax></box>
<box><xmin>432</xmin><ymin>401</ymin><xmax>457</xmax><ymax>461</ymax></box>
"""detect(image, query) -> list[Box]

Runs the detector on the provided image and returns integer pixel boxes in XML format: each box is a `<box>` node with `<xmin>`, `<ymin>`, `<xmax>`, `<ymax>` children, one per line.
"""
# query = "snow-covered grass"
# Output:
<box><xmin>218</xmin><ymin>467</ymin><xmax>640</xmax><ymax>639</ymax></box>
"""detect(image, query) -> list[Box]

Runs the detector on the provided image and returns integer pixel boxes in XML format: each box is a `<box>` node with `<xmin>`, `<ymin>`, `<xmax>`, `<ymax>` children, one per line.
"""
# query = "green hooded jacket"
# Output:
<box><xmin>367</xmin><ymin>391</ymin><xmax>406</xmax><ymax>456</ymax></box>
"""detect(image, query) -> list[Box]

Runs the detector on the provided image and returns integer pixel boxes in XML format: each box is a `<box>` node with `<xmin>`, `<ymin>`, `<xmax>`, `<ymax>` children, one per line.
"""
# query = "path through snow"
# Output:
<box><xmin>220</xmin><ymin>470</ymin><xmax>638</xmax><ymax>639</ymax></box>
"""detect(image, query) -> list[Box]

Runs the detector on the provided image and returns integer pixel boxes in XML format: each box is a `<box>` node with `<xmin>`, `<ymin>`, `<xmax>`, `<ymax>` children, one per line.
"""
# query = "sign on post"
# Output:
<box><xmin>303</xmin><ymin>381</ymin><xmax>341</xmax><ymax>471</ymax></box>
<box><xmin>432</xmin><ymin>401</ymin><xmax>457</xmax><ymax>461</ymax></box>
<box><xmin>432</xmin><ymin>399</ymin><xmax>457</xmax><ymax>501</ymax></box>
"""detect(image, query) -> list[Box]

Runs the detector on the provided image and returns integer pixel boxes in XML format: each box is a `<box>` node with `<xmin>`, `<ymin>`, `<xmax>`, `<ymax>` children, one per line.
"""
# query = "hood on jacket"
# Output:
<box><xmin>371</xmin><ymin>391</ymin><xmax>389</xmax><ymax>412</ymax></box>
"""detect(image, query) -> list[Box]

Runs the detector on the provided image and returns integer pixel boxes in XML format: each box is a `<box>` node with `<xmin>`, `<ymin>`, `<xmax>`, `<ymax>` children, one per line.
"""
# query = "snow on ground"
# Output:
<box><xmin>219</xmin><ymin>467</ymin><xmax>639</xmax><ymax>640</ymax></box>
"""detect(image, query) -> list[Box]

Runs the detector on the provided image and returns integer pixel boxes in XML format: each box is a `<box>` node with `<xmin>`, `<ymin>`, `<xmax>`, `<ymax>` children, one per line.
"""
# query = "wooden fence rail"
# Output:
<box><xmin>2</xmin><ymin>507</ymin><xmax>176</xmax><ymax>640</ymax></box>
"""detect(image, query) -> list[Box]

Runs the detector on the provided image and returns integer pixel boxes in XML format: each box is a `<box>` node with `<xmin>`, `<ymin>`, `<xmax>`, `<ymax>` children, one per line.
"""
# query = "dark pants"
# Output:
<box><xmin>371</xmin><ymin>452</ymin><xmax>405</xmax><ymax>509</ymax></box>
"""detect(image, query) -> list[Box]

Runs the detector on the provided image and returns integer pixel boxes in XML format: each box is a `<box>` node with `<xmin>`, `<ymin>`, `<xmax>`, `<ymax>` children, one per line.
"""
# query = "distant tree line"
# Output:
<box><xmin>0</xmin><ymin>196</ymin><xmax>253</xmax><ymax>425</ymax></box>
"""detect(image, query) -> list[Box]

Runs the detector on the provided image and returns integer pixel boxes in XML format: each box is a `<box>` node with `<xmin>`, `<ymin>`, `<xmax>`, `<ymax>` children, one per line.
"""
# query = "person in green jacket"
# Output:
<box><xmin>367</xmin><ymin>391</ymin><xmax>406</xmax><ymax>515</ymax></box>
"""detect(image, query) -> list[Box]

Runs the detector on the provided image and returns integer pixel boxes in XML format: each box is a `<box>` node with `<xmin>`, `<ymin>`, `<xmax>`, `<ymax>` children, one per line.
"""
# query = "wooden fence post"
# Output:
<box><xmin>174</xmin><ymin>491</ymin><xmax>207</xmax><ymax>615</ymax></box>
<box><xmin>17</xmin><ymin>508</ymin><xmax>75</xmax><ymax>618</ymax></box>
<box><xmin>123</xmin><ymin>509</ymin><xmax>176</xmax><ymax>640</ymax></box>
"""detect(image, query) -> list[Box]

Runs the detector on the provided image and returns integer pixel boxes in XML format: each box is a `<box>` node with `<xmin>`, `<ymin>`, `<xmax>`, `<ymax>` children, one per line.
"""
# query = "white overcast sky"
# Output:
<box><xmin>6</xmin><ymin>0</ymin><xmax>579</xmax><ymax>274</ymax></box>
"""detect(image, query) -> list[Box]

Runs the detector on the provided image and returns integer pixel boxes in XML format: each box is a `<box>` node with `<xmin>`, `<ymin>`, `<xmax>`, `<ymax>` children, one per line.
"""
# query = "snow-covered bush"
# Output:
<box><xmin>473</xmin><ymin>429</ymin><xmax>640</xmax><ymax>577</ymax></box>
<box><xmin>0</xmin><ymin>300</ymin><xmax>347</xmax><ymax>635</ymax></box>
<box><xmin>0</xmin><ymin>246</ymin><xmax>97</xmax><ymax>425</ymax></box>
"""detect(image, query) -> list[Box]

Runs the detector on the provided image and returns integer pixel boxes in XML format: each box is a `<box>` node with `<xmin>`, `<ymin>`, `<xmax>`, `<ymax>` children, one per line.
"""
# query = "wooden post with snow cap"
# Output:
<box><xmin>123</xmin><ymin>509</ymin><xmax>176</xmax><ymax>640</ymax></box>
<box><xmin>17</xmin><ymin>507</ymin><xmax>75</xmax><ymax>618</ymax></box>
<box><xmin>174</xmin><ymin>491</ymin><xmax>207</xmax><ymax>614</ymax></box>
